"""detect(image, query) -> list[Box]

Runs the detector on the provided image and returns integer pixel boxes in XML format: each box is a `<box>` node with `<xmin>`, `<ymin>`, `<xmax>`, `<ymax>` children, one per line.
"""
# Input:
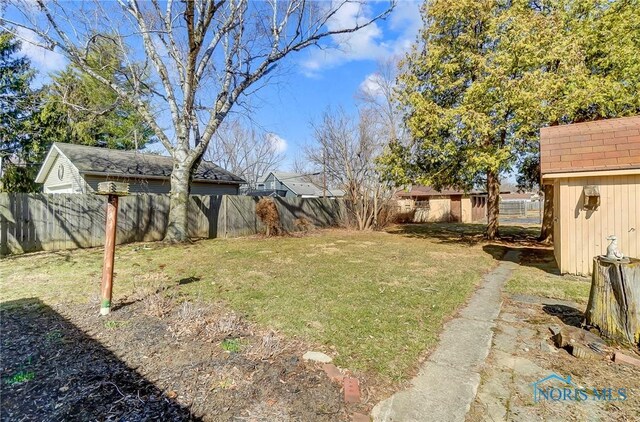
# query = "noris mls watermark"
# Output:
<box><xmin>532</xmin><ymin>373</ymin><xmax>627</xmax><ymax>403</ymax></box>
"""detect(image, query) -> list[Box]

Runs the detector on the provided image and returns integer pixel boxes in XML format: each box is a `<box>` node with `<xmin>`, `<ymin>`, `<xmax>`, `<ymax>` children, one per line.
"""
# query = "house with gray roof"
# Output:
<box><xmin>35</xmin><ymin>143</ymin><xmax>245</xmax><ymax>194</ymax></box>
<box><xmin>251</xmin><ymin>171</ymin><xmax>344</xmax><ymax>198</ymax></box>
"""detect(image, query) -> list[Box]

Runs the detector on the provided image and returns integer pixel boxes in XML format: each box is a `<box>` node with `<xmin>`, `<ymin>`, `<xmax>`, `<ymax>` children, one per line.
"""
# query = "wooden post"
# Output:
<box><xmin>585</xmin><ymin>257</ymin><xmax>640</xmax><ymax>348</ymax></box>
<box><xmin>100</xmin><ymin>194</ymin><xmax>118</xmax><ymax>316</ymax></box>
<box><xmin>95</xmin><ymin>181</ymin><xmax>129</xmax><ymax>316</ymax></box>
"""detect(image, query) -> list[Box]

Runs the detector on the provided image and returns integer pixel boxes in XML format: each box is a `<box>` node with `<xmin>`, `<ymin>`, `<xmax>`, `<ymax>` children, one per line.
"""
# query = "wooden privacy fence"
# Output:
<box><xmin>0</xmin><ymin>193</ymin><xmax>346</xmax><ymax>256</ymax></box>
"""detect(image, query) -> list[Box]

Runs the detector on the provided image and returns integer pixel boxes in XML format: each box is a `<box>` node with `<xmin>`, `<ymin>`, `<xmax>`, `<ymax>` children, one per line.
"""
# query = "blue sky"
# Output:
<box><xmin>15</xmin><ymin>1</ymin><xmax>423</xmax><ymax>170</ymax></box>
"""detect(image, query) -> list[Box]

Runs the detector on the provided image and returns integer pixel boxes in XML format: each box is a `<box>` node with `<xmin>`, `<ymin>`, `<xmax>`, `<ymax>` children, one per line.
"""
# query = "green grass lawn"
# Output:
<box><xmin>504</xmin><ymin>247</ymin><xmax>592</xmax><ymax>305</ymax></box>
<box><xmin>0</xmin><ymin>225</ymin><xmax>506</xmax><ymax>382</ymax></box>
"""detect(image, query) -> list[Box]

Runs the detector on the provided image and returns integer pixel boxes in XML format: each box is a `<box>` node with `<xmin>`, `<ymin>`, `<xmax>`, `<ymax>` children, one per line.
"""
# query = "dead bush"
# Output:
<box><xmin>256</xmin><ymin>198</ymin><xmax>281</xmax><ymax>237</ymax></box>
<box><xmin>167</xmin><ymin>302</ymin><xmax>251</xmax><ymax>342</ymax></box>
<box><xmin>142</xmin><ymin>292</ymin><xmax>175</xmax><ymax>318</ymax></box>
<box><xmin>374</xmin><ymin>203</ymin><xmax>398</xmax><ymax>230</ymax></box>
<box><xmin>294</xmin><ymin>217</ymin><xmax>314</xmax><ymax>232</ymax></box>
<box><xmin>167</xmin><ymin>301</ymin><xmax>211</xmax><ymax>338</ymax></box>
<box><xmin>247</xmin><ymin>331</ymin><xmax>284</xmax><ymax>359</ymax></box>
<box><xmin>393</xmin><ymin>209</ymin><xmax>416</xmax><ymax>224</ymax></box>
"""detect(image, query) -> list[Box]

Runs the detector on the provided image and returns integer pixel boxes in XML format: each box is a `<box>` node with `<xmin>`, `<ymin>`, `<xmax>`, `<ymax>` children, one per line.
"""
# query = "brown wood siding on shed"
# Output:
<box><xmin>554</xmin><ymin>174</ymin><xmax>640</xmax><ymax>276</ymax></box>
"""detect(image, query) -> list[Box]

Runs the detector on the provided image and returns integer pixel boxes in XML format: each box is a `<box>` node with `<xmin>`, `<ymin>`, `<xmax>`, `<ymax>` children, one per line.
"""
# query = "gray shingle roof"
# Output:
<box><xmin>54</xmin><ymin>143</ymin><xmax>244</xmax><ymax>184</ymax></box>
<box><xmin>268</xmin><ymin>171</ymin><xmax>344</xmax><ymax>197</ymax></box>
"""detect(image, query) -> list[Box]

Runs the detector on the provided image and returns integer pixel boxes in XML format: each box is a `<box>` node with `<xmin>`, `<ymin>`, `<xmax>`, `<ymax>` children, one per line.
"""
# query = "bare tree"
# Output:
<box><xmin>307</xmin><ymin>107</ymin><xmax>390</xmax><ymax>230</ymax></box>
<box><xmin>355</xmin><ymin>57</ymin><xmax>406</xmax><ymax>145</ymax></box>
<box><xmin>288</xmin><ymin>153</ymin><xmax>323</xmax><ymax>185</ymax></box>
<box><xmin>2</xmin><ymin>0</ymin><xmax>394</xmax><ymax>241</ymax></box>
<box><xmin>205</xmin><ymin>119</ymin><xmax>284</xmax><ymax>190</ymax></box>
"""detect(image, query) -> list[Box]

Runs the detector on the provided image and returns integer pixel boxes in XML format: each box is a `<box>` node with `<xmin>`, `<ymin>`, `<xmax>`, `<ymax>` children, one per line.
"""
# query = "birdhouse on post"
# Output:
<box><xmin>95</xmin><ymin>182</ymin><xmax>129</xmax><ymax>316</ymax></box>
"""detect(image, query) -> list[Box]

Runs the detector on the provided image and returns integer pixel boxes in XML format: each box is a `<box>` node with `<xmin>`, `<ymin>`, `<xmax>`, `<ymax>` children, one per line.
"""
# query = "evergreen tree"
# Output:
<box><xmin>518</xmin><ymin>0</ymin><xmax>640</xmax><ymax>242</ymax></box>
<box><xmin>1</xmin><ymin>33</ymin><xmax>155</xmax><ymax>192</ymax></box>
<box><xmin>381</xmin><ymin>0</ymin><xmax>640</xmax><ymax>240</ymax></box>
<box><xmin>41</xmin><ymin>37</ymin><xmax>155</xmax><ymax>150</ymax></box>
<box><xmin>0</xmin><ymin>31</ymin><xmax>42</xmax><ymax>192</ymax></box>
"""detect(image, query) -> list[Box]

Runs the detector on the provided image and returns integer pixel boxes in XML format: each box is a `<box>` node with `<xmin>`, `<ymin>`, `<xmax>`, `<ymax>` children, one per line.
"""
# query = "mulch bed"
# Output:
<box><xmin>1</xmin><ymin>297</ymin><xmax>347</xmax><ymax>421</ymax></box>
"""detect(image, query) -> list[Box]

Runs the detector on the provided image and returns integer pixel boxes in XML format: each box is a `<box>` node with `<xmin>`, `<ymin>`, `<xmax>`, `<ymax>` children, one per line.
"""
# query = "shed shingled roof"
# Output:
<box><xmin>540</xmin><ymin>115</ymin><xmax>640</xmax><ymax>175</ymax></box>
<box><xmin>38</xmin><ymin>143</ymin><xmax>244</xmax><ymax>184</ymax></box>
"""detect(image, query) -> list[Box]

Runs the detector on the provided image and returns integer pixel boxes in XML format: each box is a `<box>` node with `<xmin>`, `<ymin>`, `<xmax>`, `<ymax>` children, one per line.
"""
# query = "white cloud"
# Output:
<box><xmin>15</xmin><ymin>27</ymin><xmax>67</xmax><ymax>74</ymax></box>
<box><xmin>388</xmin><ymin>0</ymin><xmax>422</xmax><ymax>57</ymax></box>
<box><xmin>267</xmin><ymin>133</ymin><xmax>288</xmax><ymax>153</ymax></box>
<box><xmin>300</xmin><ymin>0</ymin><xmax>422</xmax><ymax>77</ymax></box>
<box><xmin>359</xmin><ymin>72</ymin><xmax>385</xmax><ymax>97</ymax></box>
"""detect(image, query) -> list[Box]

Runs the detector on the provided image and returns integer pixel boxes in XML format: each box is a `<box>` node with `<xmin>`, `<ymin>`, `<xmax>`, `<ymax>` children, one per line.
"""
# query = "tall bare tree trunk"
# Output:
<box><xmin>486</xmin><ymin>169</ymin><xmax>500</xmax><ymax>240</ymax></box>
<box><xmin>166</xmin><ymin>162</ymin><xmax>191</xmax><ymax>242</ymax></box>
<box><xmin>539</xmin><ymin>183</ymin><xmax>554</xmax><ymax>244</ymax></box>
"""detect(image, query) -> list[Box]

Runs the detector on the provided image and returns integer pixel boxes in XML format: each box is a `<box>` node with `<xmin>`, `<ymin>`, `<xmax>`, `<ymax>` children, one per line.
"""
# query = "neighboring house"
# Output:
<box><xmin>35</xmin><ymin>143</ymin><xmax>245</xmax><ymax>194</ymax></box>
<box><xmin>250</xmin><ymin>171</ymin><xmax>344</xmax><ymax>198</ymax></box>
<box><xmin>540</xmin><ymin>115</ymin><xmax>640</xmax><ymax>276</ymax></box>
<box><xmin>395</xmin><ymin>186</ymin><xmax>487</xmax><ymax>223</ymax></box>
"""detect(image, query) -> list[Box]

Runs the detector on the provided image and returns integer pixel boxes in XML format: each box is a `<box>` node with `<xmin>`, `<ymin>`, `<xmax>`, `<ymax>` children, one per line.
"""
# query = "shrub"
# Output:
<box><xmin>256</xmin><ymin>198</ymin><xmax>281</xmax><ymax>236</ymax></box>
<box><xmin>294</xmin><ymin>217</ymin><xmax>313</xmax><ymax>232</ymax></box>
<box><xmin>374</xmin><ymin>202</ymin><xmax>398</xmax><ymax>230</ymax></box>
<box><xmin>393</xmin><ymin>209</ymin><xmax>416</xmax><ymax>224</ymax></box>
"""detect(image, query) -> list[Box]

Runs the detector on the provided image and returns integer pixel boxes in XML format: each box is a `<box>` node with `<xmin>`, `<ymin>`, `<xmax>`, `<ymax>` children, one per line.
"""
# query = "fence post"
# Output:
<box><xmin>0</xmin><ymin>193</ymin><xmax>9</xmax><ymax>256</ymax></box>
<box><xmin>223</xmin><ymin>195</ymin><xmax>228</xmax><ymax>238</ymax></box>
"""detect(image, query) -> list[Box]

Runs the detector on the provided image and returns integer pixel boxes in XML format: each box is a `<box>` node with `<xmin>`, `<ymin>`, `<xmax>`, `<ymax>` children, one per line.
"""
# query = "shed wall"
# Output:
<box><xmin>461</xmin><ymin>197</ymin><xmax>472</xmax><ymax>223</ymax></box>
<box><xmin>555</xmin><ymin>173</ymin><xmax>640</xmax><ymax>275</ymax></box>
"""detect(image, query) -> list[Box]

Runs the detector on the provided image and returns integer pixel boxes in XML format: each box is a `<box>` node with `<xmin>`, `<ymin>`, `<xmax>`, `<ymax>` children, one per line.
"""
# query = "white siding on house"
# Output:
<box><xmin>554</xmin><ymin>173</ymin><xmax>640</xmax><ymax>276</ymax></box>
<box><xmin>42</xmin><ymin>154</ymin><xmax>89</xmax><ymax>193</ymax></box>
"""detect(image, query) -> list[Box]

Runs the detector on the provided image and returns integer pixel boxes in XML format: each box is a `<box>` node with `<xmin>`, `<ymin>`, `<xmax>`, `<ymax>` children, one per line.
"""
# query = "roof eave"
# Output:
<box><xmin>80</xmin><ymin>170</ymin><xmax>243</xmax><ymax>185</ymax></box>
<box><xmin>35</xmin><ymin>144</ymin><xmax>66</xmax><ymax>184</ymax></box>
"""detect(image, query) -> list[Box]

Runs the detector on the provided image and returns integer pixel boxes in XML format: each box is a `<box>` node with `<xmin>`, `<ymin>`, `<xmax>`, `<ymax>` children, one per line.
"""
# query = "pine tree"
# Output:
<box><xmin>381</xmin><ymin>0</ymin><xmax>640</xmax><ymax>240</ymax></box>
<box><xmin>1</xmin><ymin>33</ymin><xmax>156</xmax><ymax>192</ymax></box>
<box><xmin>382</xmin><ymin>0</ymin><xmax>548</xmax><ymax>239</ymax></box>
<box><xmin>41</xmin><ymin>37</ymin><xmax>155</xmax><ymax>150</ymax></box>
<box><xmin>0</xmin><ymin>31</ymin><xmax>42</xmax><ymax>192</ymax></box>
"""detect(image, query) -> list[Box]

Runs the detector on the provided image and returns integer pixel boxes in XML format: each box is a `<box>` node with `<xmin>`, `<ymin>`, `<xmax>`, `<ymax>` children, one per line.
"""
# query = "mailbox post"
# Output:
<box><xmin>96</xmin><ymin>182</ymin><xmax>129</xmax><ymax>316</ymax></box>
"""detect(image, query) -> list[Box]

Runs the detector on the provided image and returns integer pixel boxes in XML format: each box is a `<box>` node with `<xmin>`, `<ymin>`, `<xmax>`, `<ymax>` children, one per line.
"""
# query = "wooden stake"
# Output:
<box><xmin>100</xmin><ymin>194</ymin><xmax>119</xmax><ymax>316</ymax></box>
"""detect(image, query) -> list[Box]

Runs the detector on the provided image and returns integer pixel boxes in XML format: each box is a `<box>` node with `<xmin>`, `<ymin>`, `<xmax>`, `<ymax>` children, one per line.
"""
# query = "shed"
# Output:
<box><xmin>35</xmin><ymin>143</ymin><xmax>245</xmax><ymax>194</ymax></box>
<box><xmin>540</xmin><ymin>116</ymin><xmax>640</xmax><ymax>276</ymax></box>
<box><xmin>395</xmin><ymin>186</ymin><xmax>487</xmax><ymax>223</ymax></box>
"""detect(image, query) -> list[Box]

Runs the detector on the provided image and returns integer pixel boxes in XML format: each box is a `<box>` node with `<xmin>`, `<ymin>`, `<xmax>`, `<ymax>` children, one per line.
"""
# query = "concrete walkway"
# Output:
<box><xmin>371</xmin><ymin>250</ymin><xmax>521</xmax><ymax>422</ymax></box>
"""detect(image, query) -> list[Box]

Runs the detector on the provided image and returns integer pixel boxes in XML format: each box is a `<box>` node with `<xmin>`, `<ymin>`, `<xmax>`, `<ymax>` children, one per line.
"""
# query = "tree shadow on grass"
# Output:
<box><xmin>0</xmin><ymin>298</ymin><xmax>199</xmax><ymax>421</ymax></box>
<box><xmin>387</xmin><ymin>223</ymin><xmax>561</xmax><ymax>275</ymax></box>
<box><xmin>387</xmin><ymin>223</ymin><xmax>541</xmax><ymax>246</ymax></box>
<box><xmin>482</xmin><ymin>244</ymin><xmax>561</xmax><ymax>276</ymax></box>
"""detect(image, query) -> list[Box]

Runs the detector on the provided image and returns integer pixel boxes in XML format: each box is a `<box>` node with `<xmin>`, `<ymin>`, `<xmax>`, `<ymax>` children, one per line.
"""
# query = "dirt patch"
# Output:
<box><xmin>467</xmin><ymin>296</ymin><xmax>640</xmax><ymax>421</ymax></box>
<box><xmin>1</xmin><ymin>296</ymin><xmax>348</xmax><ymax>421</ymax></box>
